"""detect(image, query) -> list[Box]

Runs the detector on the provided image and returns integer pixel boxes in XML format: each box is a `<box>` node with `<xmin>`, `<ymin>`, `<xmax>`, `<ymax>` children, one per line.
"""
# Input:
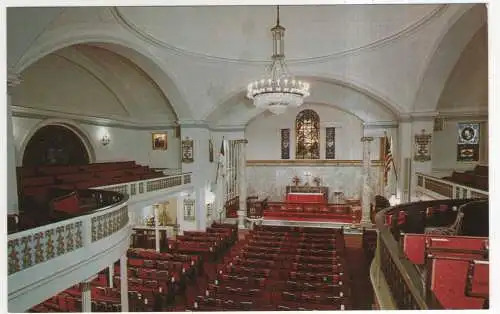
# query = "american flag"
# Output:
<box><xmin>384</xmin><ymin>136</ymin><xmax>397</xmax><ymax>185</ymax></box>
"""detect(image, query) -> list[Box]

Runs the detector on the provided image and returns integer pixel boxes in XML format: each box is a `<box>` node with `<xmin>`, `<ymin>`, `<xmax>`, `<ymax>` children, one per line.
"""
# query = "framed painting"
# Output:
<box><xmin>152</xmin><ymin>133</ymin><xmax>168</xmax><ymax>150</ymax></box>
<box><xmin>182</xmin><ymin>138</ymin><xmax>194</xmax><ymax>163</ymax></box>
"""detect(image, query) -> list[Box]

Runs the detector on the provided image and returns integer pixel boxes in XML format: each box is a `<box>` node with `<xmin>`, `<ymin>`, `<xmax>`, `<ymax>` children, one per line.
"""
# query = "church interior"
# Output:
<box><xmin>5</xmin><ymin>3</ymin><xmax>490</xmax><ymax>312</ymax></box>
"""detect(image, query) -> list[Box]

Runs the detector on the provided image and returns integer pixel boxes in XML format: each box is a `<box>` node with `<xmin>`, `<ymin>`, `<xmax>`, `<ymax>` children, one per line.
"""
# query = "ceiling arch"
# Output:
<box><xmin>12</xmin><ymin>24</ymin><xmax>193</xmax><ymax>121</ymax></box>
<box><xmin>207</xmin><ymin>76</ymin><xmax>399</xmax><ymax>127</ymax></box>
<box><xmin>411</xmin><ymin>4</ymin><xmax>486</xmax><ymax>113</ymax></box>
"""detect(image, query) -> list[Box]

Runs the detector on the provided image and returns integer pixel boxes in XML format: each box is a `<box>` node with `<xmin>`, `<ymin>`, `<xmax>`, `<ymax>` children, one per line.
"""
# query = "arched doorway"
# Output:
<box><xmin>22</xmin><ymin>124</ymin><xmax>90</xmax><ymax>166</ymax></box>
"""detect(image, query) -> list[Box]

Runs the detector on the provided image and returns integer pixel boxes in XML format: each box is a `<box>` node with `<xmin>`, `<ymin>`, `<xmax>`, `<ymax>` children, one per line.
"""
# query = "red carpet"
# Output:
<box><xmin>264</xmin><ymin>215</ymin><xmax>355</xmax><ymax>223</ymax></box>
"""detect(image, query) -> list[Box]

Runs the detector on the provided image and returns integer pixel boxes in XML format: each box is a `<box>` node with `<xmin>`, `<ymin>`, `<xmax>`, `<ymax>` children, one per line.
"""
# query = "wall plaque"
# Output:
<box><xmin>281</xmin><ymin>129</ymin><xmax>290</xmax><ymax>159</ymax></box>
<box><xmin>182</xmin><ymin>138</ymin><xmax>194</xmax><ymax>163</ymax></box>
<box><xmin>414</xmin><ymin>129</ymin><xmax>431</xmax><ymax>162</ymax></box>
<box><xmin>325</xmin><ymin>127</ymin><xmax>336</xmax><ymax>159</ymax></box>
<box><xmin>457</xmin><ymin>123</ymin><xmax>480</xmax><ymax>161</ymax></box>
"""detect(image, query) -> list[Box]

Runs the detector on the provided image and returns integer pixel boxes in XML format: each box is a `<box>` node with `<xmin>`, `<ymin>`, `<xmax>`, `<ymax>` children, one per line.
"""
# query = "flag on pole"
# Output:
<box><xmin>384</xmin><ymin>135</ymin><xmax>397</xmax><ymax>185</ymax></box>
<box><xmin>215</xmin><ymin>138</ymin><xmax>225</xmax><ymax>184</ymax></box>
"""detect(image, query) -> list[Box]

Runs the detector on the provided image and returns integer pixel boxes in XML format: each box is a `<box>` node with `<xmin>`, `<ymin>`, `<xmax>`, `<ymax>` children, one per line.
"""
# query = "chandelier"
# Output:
<box><xmin>247</xmin><ymin>6</ymin><xmax>310</xmax><ymax>115</ymax></box>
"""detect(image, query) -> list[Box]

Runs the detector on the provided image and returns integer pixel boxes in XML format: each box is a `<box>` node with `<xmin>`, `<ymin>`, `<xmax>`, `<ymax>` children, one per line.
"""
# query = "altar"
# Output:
<box><xmin>285</xmin><ymin>185</ymin><xmax>328</xmax><ymax>204</ymax></box>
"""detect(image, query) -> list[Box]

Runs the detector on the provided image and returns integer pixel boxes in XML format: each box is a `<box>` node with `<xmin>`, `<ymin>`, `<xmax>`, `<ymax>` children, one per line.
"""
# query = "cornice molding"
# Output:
<box><xmin>363</xmin><ymin>121</ymin><xmax>399</xmax><ymax>129</ymax></box>
<box><xmin>247</xmin><ymin>159</ymin><xmax>384</xmax><ymax>167</ymax></box>
<box><xmin>7</xmin><ymin>71</ymin><xmax>23</xmax><ymax>92</ymax></box>
<box><xmin>112</xmin><ymin>5</ymin><xmax>447</xmax><ymax>65</ymax></box>
<box><xmin>437</xmin><ymin>107</ymin><xmax>488</xmax><ymax>120</ymax></box>
<box><xmin>399</xmin><ymin>111</ymin><xmax>439</xmax><ymax>122</ymax></box>
<box><xmin>11</xmin><ymin>106</ymin><xmax>177</xmax><ymax>130</ymax></box>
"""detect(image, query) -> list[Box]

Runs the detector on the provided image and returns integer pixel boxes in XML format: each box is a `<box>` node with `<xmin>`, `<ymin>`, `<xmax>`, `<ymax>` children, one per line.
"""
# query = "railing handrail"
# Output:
<box><xmin>416</xmin><ymin>172</ymin><xmax>488</xmax><ymax>195</ymax></box>
<box><xmin>375</xmin><ymin>204</ymin><xmax>429</xmax><ymax>309</ymax></box>
<box><xmin>94</xmin><ymin>172</ymin><xmax>192</xmax><ymax>190</ymax></box>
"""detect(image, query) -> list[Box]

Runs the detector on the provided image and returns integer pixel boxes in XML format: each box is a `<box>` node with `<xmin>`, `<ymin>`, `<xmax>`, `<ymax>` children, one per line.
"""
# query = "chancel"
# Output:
<box><xmin>5</xmin><ymin>3</ymin><xmax>490</xmax><ymax>312</ymax></box>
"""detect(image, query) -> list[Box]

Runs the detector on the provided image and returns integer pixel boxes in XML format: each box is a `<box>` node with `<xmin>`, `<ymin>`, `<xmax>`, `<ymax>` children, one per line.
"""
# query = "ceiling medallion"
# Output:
<box><xmin>246</xmin><ymin>6</ymin><xmax>310</xmax><ymax>115</ymax></box>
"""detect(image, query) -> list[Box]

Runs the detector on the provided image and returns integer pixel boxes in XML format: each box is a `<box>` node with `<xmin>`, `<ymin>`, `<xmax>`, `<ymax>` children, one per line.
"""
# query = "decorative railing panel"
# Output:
<box><xmin>416</xmin><ymin>173</ymin><xmax>488</xmax><ymax>199</ymax></box>
<box><xmin>8</xmin><ymin>197</ymin><xmax>128</xmax><ymax>276</ymax></box>
<box><xmin>8</xmin><ymin>218</ymin><xmax>85</xmax><ymax>275</ymax></box>
<box><xmin>94</xmin><ymin>173</ymin><xmax>193</xmax><ymax>202</ymax></box>
<box><xmin>378</xmin><ymin>232</ymin><xmax>426</xmax><ymax>309</ymax></box>
<box><xmin>91</xmin><ymin>205</ymin><xmax>129</xmax><ymax>242</ymax></box>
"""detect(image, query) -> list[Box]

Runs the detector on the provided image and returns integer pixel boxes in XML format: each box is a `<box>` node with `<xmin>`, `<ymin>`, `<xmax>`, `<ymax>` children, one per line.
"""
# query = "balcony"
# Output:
<box><xmin>8</xmin><ymin>172</ymin><xmax>193</xmax><ymax>312</ymax></box>
<box><xmin>93</xmin><ymin>172</ymin><xmax>192</xmax><ymax>205</ymax></box>
<box><xmin>370</xmin><ymin>199</ymin><xmax>489</xmax><ymax>310</ymax></box>
<box><xmin>416</xmin><ymin>172</ymin><xmax>488</xmax><ymax>200</ymax></box>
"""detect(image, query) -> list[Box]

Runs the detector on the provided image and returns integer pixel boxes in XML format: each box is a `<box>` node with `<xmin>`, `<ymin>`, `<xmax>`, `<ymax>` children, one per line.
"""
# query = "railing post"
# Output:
<box><xmin>81</xmin><ymin>279</ymin><xmax>92</xmax><ymax>312</ymax></box>
<box><xmin>120</xmin><ymin>255</ymin><xmax>129</xmax><ymax>312</ymax></box>
<box><xmin>83</xmin><ymin>216</ymin><xmax>93</xmax><ymax>246</ymax></box>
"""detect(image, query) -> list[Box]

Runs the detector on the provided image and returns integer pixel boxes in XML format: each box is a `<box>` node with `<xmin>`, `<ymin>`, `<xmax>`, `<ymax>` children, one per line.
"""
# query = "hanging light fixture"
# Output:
<box><xmin>247</xmin><ymin>6</ymin><xmax>310</xmax><ymax>115</ymax></box>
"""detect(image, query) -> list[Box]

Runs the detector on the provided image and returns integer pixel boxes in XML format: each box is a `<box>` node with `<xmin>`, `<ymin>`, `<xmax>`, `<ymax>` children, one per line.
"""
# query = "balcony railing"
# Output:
<box><xmin>416</xmin><ymin>172</ymin><xmax>488</xmax><ymax>200</ymax></box>
<box><xmin>8</xmin><ymin>189</ymin><xmax>132</xmax><ymax>312</ymax></box>
<box><xmin>94</xmin><ymin>172</ymin><xmax>192</xmax><ymax>202</ymax></box>
<box><xmin>371</xmin><ymin>199</ymin><xmax>479</xmax><ymax>310</ymax></box>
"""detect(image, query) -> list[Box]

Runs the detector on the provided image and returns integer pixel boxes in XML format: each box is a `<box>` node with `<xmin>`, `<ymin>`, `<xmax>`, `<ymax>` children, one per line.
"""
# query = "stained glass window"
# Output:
<box><xmin>295</xmin><ymin>109</ymin><xmax>320</xmax><ymax>159</ymax></box>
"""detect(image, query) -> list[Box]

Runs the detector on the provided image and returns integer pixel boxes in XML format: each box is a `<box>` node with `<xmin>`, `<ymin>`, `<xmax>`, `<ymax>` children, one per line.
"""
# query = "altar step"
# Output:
<box><xmin>261</xmin><ymin>218</ymin><xmax>363</xmax><ymax>235</ymax></box>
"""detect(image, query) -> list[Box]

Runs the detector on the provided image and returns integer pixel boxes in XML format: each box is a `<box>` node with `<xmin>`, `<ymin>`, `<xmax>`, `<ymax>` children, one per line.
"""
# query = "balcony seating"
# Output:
<box><xmin>427</xmin><ymin>256</ymin><xmax>488</xmax><ymax>309</ymax></box>
<box><xmin>441</xmin><ymin>165</ymin><xmax>488</xmax><ymax>191</ymax></box>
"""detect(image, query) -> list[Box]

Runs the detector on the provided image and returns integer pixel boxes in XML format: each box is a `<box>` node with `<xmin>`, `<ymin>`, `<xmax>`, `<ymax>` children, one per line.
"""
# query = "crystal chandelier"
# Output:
<box><xmin>247</xmin><ymin>6</ymin><xmax>310</xmax><ymax>115</ymax></box>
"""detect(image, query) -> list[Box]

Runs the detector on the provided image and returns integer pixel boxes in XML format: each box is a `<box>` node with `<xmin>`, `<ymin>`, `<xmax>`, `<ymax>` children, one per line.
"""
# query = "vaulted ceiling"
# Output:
<box><xmin>7</xmin><ymin>4</ymin><xmax>488</xmax><ymax>127</ymax></box>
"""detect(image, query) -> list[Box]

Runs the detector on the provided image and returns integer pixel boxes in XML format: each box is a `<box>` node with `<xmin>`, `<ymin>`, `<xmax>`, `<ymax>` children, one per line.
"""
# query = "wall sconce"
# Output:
<box><xmin>100</xmin><ymin>134</ymin><xmax>111</xmax><ymax>146</ymax></box>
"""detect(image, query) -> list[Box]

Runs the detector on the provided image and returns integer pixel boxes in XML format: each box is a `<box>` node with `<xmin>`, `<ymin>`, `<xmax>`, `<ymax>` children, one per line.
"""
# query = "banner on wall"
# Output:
<box><xmin>325</xmin><ymin>127</ymin><xmax>336</xmax><ymax>159</ymax></box>
<box><xmin>281</xmin><ymin>129</ymin><xmax>290</xmax><ymax>159</ymax></box>
<box><xmin>457</xmin><ymin>123</ymin><xmax>480</xmax><ymax>162</ymax></box>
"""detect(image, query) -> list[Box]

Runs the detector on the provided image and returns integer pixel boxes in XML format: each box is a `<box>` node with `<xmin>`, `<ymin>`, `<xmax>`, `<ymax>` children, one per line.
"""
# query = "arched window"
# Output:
<box><xmin>295</xmin><ymin>109</ymin><xmax>320</xmax><ymax>159</ymax></box>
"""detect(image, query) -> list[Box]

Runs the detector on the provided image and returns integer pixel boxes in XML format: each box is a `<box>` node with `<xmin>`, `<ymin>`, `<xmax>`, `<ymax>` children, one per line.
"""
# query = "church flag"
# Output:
<box><xmin>215</xmin><ymin>138</ymin><xmax>225</xmax><ymax>184</ymax></box>
<box><xmin>384</xmin><ymin>136</ymin><xmax>397</xmax><ymax>185</ymax></box>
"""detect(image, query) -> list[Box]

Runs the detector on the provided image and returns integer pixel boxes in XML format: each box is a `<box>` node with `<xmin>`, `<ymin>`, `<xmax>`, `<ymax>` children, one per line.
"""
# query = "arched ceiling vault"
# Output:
<box><xmin>207</xmin><ymin>77</ymin><xmax>399</xmax><ymax>127</ymax></box>
<box><xmin>8</xmin><ymin>5</ymin><xmax>488</xmax><ymax>125</ymax></box>
<box><xmin>14</xmin><ymin>44</ymin><xmax>178</xmax><ymax>124</ymax></box>
<box><xmin>412</xmin><ymin>4</ymin><xmax>487</xmax><ymax>113</ymax></box>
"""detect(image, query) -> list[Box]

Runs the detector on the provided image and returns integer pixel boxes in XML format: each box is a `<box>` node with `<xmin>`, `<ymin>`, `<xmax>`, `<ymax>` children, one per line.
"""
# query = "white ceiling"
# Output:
<box><xmin>116</xmin><ymin>5</ymin><xmax>441</xmax><ymax>62</ymax></box>
<box><xmin>7</xmin><ymin>4</ymin><xmax>488</xmax><ymax>127</ymax></box>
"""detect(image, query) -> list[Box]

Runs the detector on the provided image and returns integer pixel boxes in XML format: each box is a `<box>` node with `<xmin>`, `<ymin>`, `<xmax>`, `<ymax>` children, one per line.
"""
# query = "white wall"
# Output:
<box><xmin>431</xmin><ymin>118</ymin><xmax>487</xmax><ymax>175</ymax></box>
<box><xmin>12</xmin><ymin>116</ymin><xmax>181</xmax><ymax>169</ymax></box>
<box><xmin>245</xmin><ymin>104</ymin><xmax>381</xmax><ymax>161</ymax></box>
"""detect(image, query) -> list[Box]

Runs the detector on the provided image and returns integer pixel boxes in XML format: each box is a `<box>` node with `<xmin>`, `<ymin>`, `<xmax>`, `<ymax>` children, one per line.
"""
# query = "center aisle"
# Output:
<box><xmin>174</xmin><ymin>225</ymin><xmax>353</xmax><ymax>311</ymax></box>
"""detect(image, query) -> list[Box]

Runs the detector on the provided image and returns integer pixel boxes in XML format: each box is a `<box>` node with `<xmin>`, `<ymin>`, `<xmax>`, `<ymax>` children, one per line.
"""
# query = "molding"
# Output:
<box><xmin>437</xmin><ymin>108</ymin><xmax>488</xmax><ymax>121</ymax></box>
<box><xmin>364</xmin><ymin>121</ymin><xmax>399</xmax><ymax>129</ymax></box>
<box><xmin>399</xmin><ymin>111</ymin><xmax>439</xmax><ymax>122</ymax></box>
<box><xmin>7</xmin><ymin>71</ymin><xmax>23</xmax><ymax>92</ymax></box>
<box><xmin>11</xmin><ymin>106</ymin><xmax>177</xmax><ymax>130</ymax></box>
<box><xmin>112</xmin><ymin>5</ymin><xmax>447</xmax><ymax>65</ymax></box>
<box><xmin>247</xmin><ymin>159</ymin><xmax>383</xmax><ymax>167</ymax></box>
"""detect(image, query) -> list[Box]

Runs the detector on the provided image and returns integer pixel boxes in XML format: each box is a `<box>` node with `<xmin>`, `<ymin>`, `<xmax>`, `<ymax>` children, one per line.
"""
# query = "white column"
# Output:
<box><xmin>7</xmin><ymin>72</ymin><xmax>22</xmax><ymax>215</ymax></box>
<box><xmin>120</xmin><ymin>255</ymin><xmax>129</xmax><ymax>312</ymax></box>
<box><xmin>176</xmin><ymin>194</ymin><xmax>185</xmax><ymax>235</ymax></box>
<box><xmin>361</xmin><ymin>137</ymin><xmax>374</xmax><ymax>225</ymax></box>
<box><xmin>237</xmin><ymin>139</ymin><xmax>248</xmax><ymax>229</ymax></box>
<box><xmin>81</xmin><ymin>280</ymin><xmax>92</xmax><ymax>312</ymax></box>
<box><xmin>154</xmin><ymin>204</ymin><xmax>160</xmax><ymax>252</ymax></box>
<box><xmin>108</xmin><ymin>264</ymin><xmax>114</xmax><ymax>288</ymax></box>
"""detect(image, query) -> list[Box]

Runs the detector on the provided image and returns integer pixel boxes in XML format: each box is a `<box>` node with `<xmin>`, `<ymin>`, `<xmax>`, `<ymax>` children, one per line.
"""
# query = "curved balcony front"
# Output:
<box><xmin>8</xmin><ymin>190</ymin><xmax>131</xmax><ymax>312</ymax></box>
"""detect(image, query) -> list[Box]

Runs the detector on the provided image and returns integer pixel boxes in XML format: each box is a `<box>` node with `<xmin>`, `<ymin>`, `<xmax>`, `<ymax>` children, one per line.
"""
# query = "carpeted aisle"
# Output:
<box><xmin>344</xmin><ymin>234</ymin><xmax>375</xmax><ymax>310</ymax></box>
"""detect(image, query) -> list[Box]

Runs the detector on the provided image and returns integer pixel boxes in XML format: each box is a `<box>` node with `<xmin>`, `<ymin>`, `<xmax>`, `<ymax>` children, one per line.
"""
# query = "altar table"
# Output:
<box><xmin>286</xmin><ymin>192</ymin><xmax>326</xmax><ymax>204</ymax></box>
